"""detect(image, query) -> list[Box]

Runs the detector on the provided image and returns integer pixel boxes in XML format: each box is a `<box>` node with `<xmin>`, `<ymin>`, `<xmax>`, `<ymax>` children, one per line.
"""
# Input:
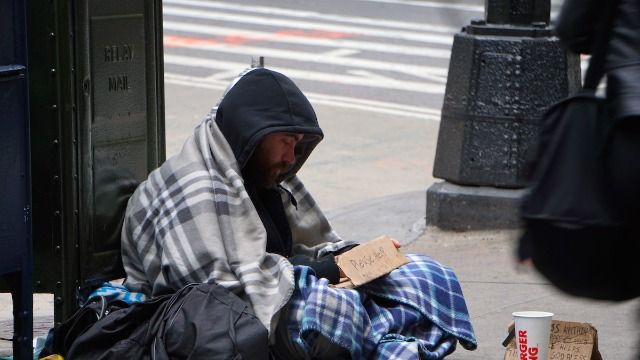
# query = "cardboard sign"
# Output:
<box><xmin>334</xmin><ymin>235</ymin><xmax>409</xmax><ymax>288</ymax></box>
<box><xmin>504</xmin><ymin>320</ymin><xmax>602</xmax><ymax>360</ymax></box>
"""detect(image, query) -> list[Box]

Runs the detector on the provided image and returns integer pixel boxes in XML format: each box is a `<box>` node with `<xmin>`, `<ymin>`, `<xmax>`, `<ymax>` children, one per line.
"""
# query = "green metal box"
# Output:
<box><xmin>27</xmin><ymin>0</ymin><xmax>165</xmax><ymax>324</ymax></box>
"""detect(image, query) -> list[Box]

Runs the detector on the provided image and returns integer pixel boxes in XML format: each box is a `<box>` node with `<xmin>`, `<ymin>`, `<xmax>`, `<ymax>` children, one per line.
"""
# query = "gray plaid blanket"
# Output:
<box><xmin>121</xmin><ymin>69</ymin><xmax>354</xmax><ymax>334</ymax></box>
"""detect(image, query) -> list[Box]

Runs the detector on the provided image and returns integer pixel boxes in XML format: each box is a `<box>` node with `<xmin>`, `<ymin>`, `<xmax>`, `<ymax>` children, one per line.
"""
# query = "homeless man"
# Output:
<box><xmin>121</xmin><ymin>67</ymin><xmax>359</xmax><ymax>358</ymax></box>
<box><xmin>121</xmin><ymin>68</ymin><xmax>477</xmax><ymax>359</ymax></box>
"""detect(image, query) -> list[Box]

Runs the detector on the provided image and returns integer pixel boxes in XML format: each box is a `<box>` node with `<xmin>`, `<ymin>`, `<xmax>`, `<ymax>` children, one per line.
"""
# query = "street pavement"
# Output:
<box><xmin>328</xmin><ymin>191</ymin><xmax>640</xmax><ymax>360</ymax></box>
<box><xmin>3</xmin><ymin>189</ymin><xmax>638</xmax><ymax>358</ymax></box>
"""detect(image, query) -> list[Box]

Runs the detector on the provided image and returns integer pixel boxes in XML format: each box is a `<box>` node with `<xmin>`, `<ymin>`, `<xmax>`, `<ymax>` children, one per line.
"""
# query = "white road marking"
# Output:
<box><xmin>162</xmin><ymin>1</ymin><xmax>452</xmax><ymax>120</ymax></box>
<box><xmin>351</xmin><ymin>0</ymin><xmax>483</xmax><ymax>12</ymax></box>
<box><xmin>165</xmin><ymin>72</ymin><xmax>442</xmax><ymax>121</ymax></box>
<box><xmin>164</xmin><ymin>54</ymin><xmax>447</xmax><ymax>94</ymax></box>
<box><xmin>348</xmin><ymin>69</ymin><xmax>447</xmax><ymax>83</ymax></box>
<box><xmin>163</xmin><ymin>21</ymin><xmax>453</xmax><ymax>59</ymax></box>
<box><xmin>321</xmin><ymin>49</ymin><xmax>362</xmax><ymax>58</ymax></box>
<box><xmin>163</xmin><ymin>6</ymin><xmax>455</xmax><ymax>45</ymax></box>
<box><xmin>204</xmin><ymin>69</ymin><xmax>246</xmax><ymax>81</ymax></box>
<box><xmin>347</xmin><ymin>69</ymin><xmax>400</xmax><ymax>82</ymax></box>
<box><xmin>163</xmin><ymin>0</ymin><xmax>461</xmax><ymax>33</ymax></box>
<box><xmin>163</xmin><ymin>36</ymin><xmax>448</xmax><ymax>79</ymax></box>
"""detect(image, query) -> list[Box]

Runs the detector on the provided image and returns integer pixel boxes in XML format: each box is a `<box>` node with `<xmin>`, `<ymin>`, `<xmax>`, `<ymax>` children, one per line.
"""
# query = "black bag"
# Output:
<box><xmin>519</xmin><ymin>0</ymin><xmax>639</xmax><ymax>301</ymax></box>
<box><xmin>520</xmin><ymin>0</ymin><xmax>619</xmax><ymax>228</ymax></box>
<box><xmin>39</xmin><ymin>295</ymin><xmax>130</xmax><ymax>358</ymax></box>
<box><xmin>518</xmin><ymin>86</ymin><xmax>628</xmax><ymax>301</ymax></box>
<box><xmin>65</xmin><ymin>283</ymin><xmax>269</xmax><ymax>360</ymax></box>
<box><xmin>520</xmin><ymin>91</ymin><xmax>618</xmax><ymax>226</ymax></box>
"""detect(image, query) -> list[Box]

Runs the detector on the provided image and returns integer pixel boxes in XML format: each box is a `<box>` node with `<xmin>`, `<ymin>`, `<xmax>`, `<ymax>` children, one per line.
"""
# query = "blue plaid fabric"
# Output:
<box><xmin>287</xmin><ymin>254</ymin><xmax>477</xmax><ymax>360</ymax></box>
<box><xmin>88</xmin><ymin>282</ymin><xmax>147</xmax><ymax>305</ymax></box>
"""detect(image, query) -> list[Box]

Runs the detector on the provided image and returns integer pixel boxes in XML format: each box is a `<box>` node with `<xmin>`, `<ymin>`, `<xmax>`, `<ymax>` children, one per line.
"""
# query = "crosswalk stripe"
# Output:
<box><xmin>163</xmin><ymin>6</ymin><xmax>455</xmax><ymax>45</ymax></box>
<box><xmin>163</xmin><ymin>35</ymin><xmax>448</xmax><ymax>80</ymax></box>
<box><xmin>165</xmin><ymin>72</ymin><xmax>442</xmax><ymax>121</ymax></box>
<box><xmin>163</xmin><ymin>0</ymin><xmax>461</xmax><ymax>34</ymax></box>
<box><xmin>163</xmin><ymin>21</ymin><xmax>453</xmax><ymax>59</ymax></box>
<box><xmin>162</xmin><ymin>1</ymin><xmax>454</xmax><ymax>117</ymax></box>
<box><xmin>353</xmin><ymin>0</ymin><xmax>483</xmax><ymax>12</ymax></box>
<box><xmin>355</xmin><ymin>0</ymin><xmax>560</xmax><ymax>21</ymax></box>
<box><xmin>322</xmin><ymin>49</ymin><xmax>362</xmax><ymax>58</ymax></box>
<box><xmin>164</xmin><ymin>54</ymin><xmax>447</xmax><ymax>94</ymax></box>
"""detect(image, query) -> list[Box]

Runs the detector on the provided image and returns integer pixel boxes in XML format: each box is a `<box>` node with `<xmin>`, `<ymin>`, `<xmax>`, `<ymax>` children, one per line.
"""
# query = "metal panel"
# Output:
<box><xmin>76</xmin><ymin>0</ymin><xmax>164</xmax><ymax>287</ymax></box>
<box><xmin>28</xmin><ymin>0</ymin><xmax>164</xmax><ymax>323</ymax></box>
<box><xmin>28</xmin><ymin>0</ymin><xmax>80</xmax><ymax>324</ymax></box>
<box><xmin>0</xmin><ymin>73</ymin><xmax>29</xmax><ymax>273</ymax></box>
<box><xmin>0</xmin><ymin>0</ymin><xmax>33</xmax><ymax>357</ymax></box>
<box><xmin>0</xmin><ymin>0</ymin><xmax>18</xmax><ymax>65</ymax></box>
<box><xmin>0</xmin><ymin>72</ymin><xmax>33</xmax><ymax>360</ymax></box>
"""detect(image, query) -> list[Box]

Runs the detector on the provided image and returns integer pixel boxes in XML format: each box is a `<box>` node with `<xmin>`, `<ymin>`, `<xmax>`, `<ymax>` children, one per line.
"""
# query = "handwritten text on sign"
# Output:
<box><xmin>336</xmin><ymin>235</ymin><xmax>409</xmax><ymax>287</ymax></box>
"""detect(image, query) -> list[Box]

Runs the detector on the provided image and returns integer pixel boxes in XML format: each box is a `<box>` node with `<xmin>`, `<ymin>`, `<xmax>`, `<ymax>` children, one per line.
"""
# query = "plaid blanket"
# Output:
<box><xmin>121</xmin><ymin>68</ymin><xmax>355</xmax><ymax>335</ymax></box>
<box><xmin>286</xmin><ymin>254</ymin><xmax>477</xmax><ymax>359</ymax></box>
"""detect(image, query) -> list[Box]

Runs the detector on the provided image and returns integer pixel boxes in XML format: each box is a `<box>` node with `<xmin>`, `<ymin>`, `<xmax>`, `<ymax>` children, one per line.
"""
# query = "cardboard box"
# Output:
<box><xmin>504</xmin><ymin>320</ymin><xmax>602</xmax><ymax>360</ymax></box>
<box><xmin>333</xmin><ymin>235</ymin><xmax>409</xmax><ymax>288</ymax></box>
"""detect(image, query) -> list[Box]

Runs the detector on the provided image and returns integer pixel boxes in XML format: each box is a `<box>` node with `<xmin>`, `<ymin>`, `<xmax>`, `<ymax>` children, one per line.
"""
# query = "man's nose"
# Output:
<box><xmin>282</xmin><ymin>146</ymin><xmax>296</xmax><ymax>165</ymax></box>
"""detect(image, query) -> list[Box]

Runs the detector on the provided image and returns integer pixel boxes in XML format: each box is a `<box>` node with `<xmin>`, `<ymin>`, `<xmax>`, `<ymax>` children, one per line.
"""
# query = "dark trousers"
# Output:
<box><xmin>526</xmin><ymin>116</ymin><xmax>640</xmax><ymax>301</ymax></box>
<box><xmin>608</xmin><ymin>116</ymin><xmax>640</xmax><ymax>218</ymax></box>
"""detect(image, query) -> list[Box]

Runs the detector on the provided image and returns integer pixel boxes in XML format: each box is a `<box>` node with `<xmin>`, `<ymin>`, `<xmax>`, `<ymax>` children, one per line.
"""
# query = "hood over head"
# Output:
<box><xmin>215</xmin><ymin>68</ymin><xmax>323</xmax><ymax>182</ymax></box>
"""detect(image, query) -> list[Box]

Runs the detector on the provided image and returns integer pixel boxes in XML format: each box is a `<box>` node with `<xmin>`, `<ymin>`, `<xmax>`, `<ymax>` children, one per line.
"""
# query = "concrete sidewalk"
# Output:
<box><xmin>328</xmin><ymin>191</ymin><xmax>640</xmax><ymax>360</ymax></box>
<box><xmin>1</xmin><ymin>191</ymin><xmax>638</xmax><ymax>358</ymax></box>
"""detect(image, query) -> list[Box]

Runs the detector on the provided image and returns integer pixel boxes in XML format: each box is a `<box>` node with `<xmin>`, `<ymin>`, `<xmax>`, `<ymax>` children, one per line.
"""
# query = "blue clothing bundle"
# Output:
<box><xmin>87</xmin><ymin>282</ymin><xmax>146</xmax><ymax>305</ymax></box>
<box><xmin>286</xmin><ymin>254</ymin><xmax>477</xmax><ymax>360</ymax></box>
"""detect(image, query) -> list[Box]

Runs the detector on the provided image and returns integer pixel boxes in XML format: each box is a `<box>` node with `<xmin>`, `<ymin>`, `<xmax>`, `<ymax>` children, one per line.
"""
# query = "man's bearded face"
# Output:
<box><xmin>246</xmin><ymin>132</ymin><xmax>303</xmax><ymax>188</ymax></box>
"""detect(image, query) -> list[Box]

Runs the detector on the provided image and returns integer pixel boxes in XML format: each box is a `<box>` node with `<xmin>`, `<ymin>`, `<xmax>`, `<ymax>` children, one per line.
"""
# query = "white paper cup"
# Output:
<box><xmin>512</xmin><ymin>311</ymin><xmax>554</xmax><ymax>360</ymax></box>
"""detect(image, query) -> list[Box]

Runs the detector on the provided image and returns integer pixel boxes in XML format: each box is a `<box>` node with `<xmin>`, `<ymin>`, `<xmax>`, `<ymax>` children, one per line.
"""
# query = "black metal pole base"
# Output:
<box><xmin>432</xmin><ymin>31</ymin><xmax>581</xmax><ymax>189</ymax></box>
<box><xmin>426</xmin><ymin>181</ymin><xmax>526</xmax><ymax>231</ymax></box>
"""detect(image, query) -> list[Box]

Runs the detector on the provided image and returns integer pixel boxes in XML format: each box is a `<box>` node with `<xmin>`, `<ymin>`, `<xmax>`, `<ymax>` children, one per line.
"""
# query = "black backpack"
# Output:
<box><xmin>49</xmin><ymin>283</ymin><xmax>269</xmax><ymax>359</ymax></box>
<box><xmin>39</xmin><ymin>295</ymin><xmax>130</xmax><ymax>357</ymax></box>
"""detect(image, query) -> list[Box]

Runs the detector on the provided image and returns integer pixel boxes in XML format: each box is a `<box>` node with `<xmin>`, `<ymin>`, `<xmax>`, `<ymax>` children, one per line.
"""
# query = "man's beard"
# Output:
<box><xmin>243</xmin><ymin>156</ymin><xmax>291</xmax><ymax>188</ymax></box>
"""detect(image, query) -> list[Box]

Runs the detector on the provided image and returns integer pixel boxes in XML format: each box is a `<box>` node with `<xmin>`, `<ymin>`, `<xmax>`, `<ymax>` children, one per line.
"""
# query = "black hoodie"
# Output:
<box><xmin>215</xmin><ymin>68</ymin><xmax>340</xmax><ymax>284</ymax></box>
<box><xmin>215</xmin><ymin>68</ymin><xmax>323</xmax><ymax>174</ymax></box>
